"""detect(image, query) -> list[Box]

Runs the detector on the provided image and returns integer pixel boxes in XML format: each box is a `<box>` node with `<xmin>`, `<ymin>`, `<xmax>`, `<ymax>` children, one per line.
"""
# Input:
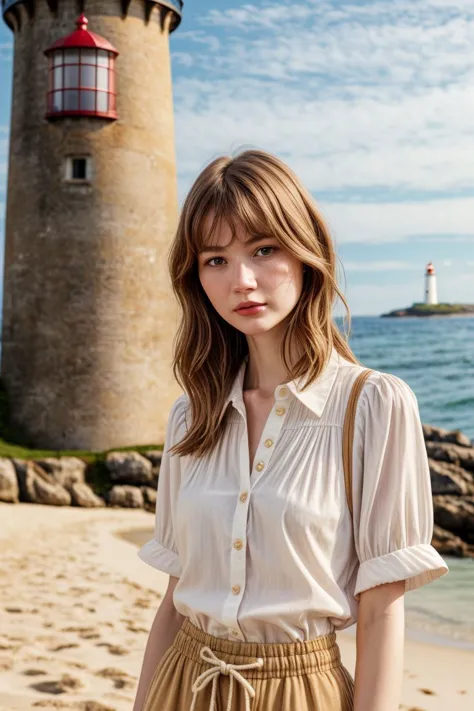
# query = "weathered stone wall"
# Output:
<box><xmin>2</xmin><ymin>0</ymin><xmax>183</xmax><ymax>449</ymax></box>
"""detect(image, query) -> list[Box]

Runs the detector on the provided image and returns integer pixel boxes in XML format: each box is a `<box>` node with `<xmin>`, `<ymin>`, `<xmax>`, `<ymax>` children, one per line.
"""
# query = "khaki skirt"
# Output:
<box><xmin>142</xmin><ymin>617</ymin><xmax>354</xmax><ymax>711</ymax></box>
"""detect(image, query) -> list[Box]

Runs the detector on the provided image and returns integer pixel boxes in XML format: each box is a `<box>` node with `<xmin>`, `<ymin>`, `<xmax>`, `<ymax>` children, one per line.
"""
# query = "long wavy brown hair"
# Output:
<box><xmin>168</xmin><ymin>149</ymin><xmax>360</xmax><ymax>458</ymax></box>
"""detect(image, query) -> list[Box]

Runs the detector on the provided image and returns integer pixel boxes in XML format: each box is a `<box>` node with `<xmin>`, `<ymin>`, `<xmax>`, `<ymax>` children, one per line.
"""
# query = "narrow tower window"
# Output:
<box><xmin>65</xmin><ymin>156</ymin><xmax>92</xmax><ymax>182</ymax></box>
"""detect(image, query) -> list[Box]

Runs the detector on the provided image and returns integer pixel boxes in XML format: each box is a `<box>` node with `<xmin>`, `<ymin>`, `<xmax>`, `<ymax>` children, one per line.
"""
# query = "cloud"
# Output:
<box><xmin>320</xmin><ymin>197</ymin><xmax>474</xmax><ymax>244</ymax></box>
<box><xmin>0</xmin><ymin>41</ymin><xmax>12</xmax><ymax>62</ymax></box>
<box><xmin>173</xmin><ymin>0</ymin><xmax>474</xmax><ymax>246</ymax></box>
<box><xmin>343</xmin><ymin>261</ymin><xmax>421</xmax><ymax>272</ymax></box>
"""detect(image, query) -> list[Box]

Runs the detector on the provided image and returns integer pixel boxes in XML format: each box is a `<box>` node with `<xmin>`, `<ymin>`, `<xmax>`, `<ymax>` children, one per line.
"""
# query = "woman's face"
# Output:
<box><xmin>197</xmin><ymin>216</ymin><xmax>304</xmax><ymax>337</ymax></box>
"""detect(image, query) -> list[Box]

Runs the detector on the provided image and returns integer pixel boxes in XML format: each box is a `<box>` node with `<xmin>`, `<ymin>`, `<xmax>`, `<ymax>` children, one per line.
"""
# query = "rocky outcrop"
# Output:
<box><xmin>431</xmin><ymin>524</ymin><xmax>473</xmax><ymax>557</ymax></box>
<box><xmin>0</xmin><ymin>458</ymin><xmax>19</xmax><ymax>503</ymax></box>
<box><xmin>108</xmin><ymin>485</ymin><xmax>144</xmax><ymax>509</ymax></box>
<box><xmin>141</xmin><ymin>486</ymin><xmax>157</xmax><ymax>513</ymax></box>
<box><xmin>33</xmin><ymin>457</ymin><xmax>86</xmax><ymax>488</ymax></box>
<box><xmin>69</xmin><ymin>482</ymin><xmax>105</xmax><ymax>508</ymax></box>
<box><xmin>105</xmin><ymin>452</ymin><xmax>156</xmax><ymax>487</ymax></box>
<box><xmin>423</xmin><ymin>425</ymin><xmax>474</xmax><ymax>557</ymax></box>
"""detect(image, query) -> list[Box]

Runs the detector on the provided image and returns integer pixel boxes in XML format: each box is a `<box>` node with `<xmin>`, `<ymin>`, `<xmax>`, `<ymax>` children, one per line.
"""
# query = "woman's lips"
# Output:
<box><xmin>235</xmin><ymin>304</ymin><xmax>267</xmax><ymax>315</ymax></box>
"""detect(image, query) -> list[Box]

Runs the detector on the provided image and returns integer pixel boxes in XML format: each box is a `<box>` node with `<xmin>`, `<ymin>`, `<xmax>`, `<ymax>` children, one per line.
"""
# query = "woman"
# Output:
<box><xmin>133</xmin><ymin>150</ymin><xmax>449</xmax><ymax>711</ymax></box>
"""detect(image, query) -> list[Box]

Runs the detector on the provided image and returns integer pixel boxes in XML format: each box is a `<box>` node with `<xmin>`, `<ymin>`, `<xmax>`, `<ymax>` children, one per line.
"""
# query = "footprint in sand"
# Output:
<box><xmin>418</xmin><ymin>688</ymin><xmax>436</xmax><ymax>696</ymax></box>
<box><xmin>126</xmin><ymin>623</ymin><xmax>148</xmax><ymax>634</ymax></box>
<box><xmin>48</xmin><ymin>643</ymin><xmax>80</xmax><ymax>652</ymax></box>
<box><xmin>95</xmin><ymin>643</ymin><xmax>129</xmax><ymax>656</ymax></box>
<box><xmin>96</xmin><ymin>667</ymin><xmax>136</xmax><ymax>690</ymax></box>
<box><xmin>133</xmin><ymin>598</ymin><xmax>151</xmax><ymax>609</ymax></box>
<box><xmin>22</xmin><ymin>669</ymin><xmax>48</xmax><ymax>676</ymax></box>
<box><xmin>30</xmin><ymin>673</ymin><xmax>84</xmax><ymax>695</ymax></box>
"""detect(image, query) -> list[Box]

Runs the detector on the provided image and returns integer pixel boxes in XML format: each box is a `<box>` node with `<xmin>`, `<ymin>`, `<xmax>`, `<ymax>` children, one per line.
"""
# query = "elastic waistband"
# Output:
<box><xmin>173</xmin><ymin>618</ymin><xmax>342</xmax><ymax>679</ymax></box>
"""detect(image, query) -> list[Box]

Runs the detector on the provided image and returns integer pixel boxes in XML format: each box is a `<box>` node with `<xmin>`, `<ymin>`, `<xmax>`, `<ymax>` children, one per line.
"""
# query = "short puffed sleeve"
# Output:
<box><xmin>137</xmin><ymin>394</ymin><xmax>187</xmax><ymax>578</ymax></box>
<box><xmin>351</xmin><ymin>371</ymin><xmax>449</xmax><ymax>601</ymax></box>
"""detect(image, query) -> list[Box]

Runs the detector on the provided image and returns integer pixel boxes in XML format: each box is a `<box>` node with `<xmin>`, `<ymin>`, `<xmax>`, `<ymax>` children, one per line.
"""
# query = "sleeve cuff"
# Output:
<box><xmin>137</xmin><ymin>537</ymin><xmax>182</xmax><ymax>578</ymax></box>
<box><xmin>354</xmin><ymin>543</ymin><xmax>449</xmax><ymax>601</ymax></box>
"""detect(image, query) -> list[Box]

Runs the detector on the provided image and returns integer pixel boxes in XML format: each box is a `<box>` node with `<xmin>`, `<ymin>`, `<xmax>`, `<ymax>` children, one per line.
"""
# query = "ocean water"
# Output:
<box><xmin>339</xmin><ymin>314</ymin><xmax>474</xmax><ymax>442</ymax></box>
<box><xmin>341</xmin><ymin>315</ymin><xmax>474</xmax><ymax>648</ymax></box>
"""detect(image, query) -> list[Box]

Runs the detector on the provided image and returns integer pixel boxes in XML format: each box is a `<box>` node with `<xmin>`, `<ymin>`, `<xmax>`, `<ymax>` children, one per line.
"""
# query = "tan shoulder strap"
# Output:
<box><xmin>342</xmin><ymin>369</ymin><xmax>374</xmax><ymax>517</ymax></box>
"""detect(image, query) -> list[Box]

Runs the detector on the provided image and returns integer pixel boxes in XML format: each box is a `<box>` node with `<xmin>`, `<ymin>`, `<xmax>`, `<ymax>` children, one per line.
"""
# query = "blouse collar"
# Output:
<box><xmin>223</xmin><ymin>347</ymin><xmax>345</xmax><ymax>419</ymax></box>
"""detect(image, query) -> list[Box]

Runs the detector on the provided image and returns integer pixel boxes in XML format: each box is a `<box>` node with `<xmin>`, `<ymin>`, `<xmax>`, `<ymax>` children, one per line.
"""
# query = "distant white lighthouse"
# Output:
<box><xmin>424</xmin><ymin>262</ymin><xmax>438</xmax><ymax>305</ymax></box>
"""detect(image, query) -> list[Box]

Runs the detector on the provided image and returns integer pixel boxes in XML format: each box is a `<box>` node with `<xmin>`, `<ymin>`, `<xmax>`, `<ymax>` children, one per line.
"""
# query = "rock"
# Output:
<box><xmin>429</xmin><ymin>459</ymin><xmax>474</xmax><ymax>496</ymax></box>
<box><xmin>423</xmin><ymin>424</ymin><xmax>472</xmax><ymax>448</ymax></box>
<box><xmin>141</xmin><ymin>486</ymin><xmax>157</xmax><ymax>513</ymax></box>
<box><xmin>105</xmin><ymin>452</ymin><xmax>154</xmax><ymax>486</ymax></box>
<box><xmin>0</xmin><ymin>458</ymin><xmax>19</xmax><ymax>503</ymax></box>
<box><xmin>12</xmin><ymin>459</ymin><xmax>49</xmax><ymax>502</ymax></box>
<box><xmin>433</xmin><ymin>495</ymin><xmax>474</xmax><ymax>543</ymax></box>
<box><xmin>32</xmin><ymin>474</ymin><xmax>71</xmax><ymax>506</ymax></box>
<box><xmin>69</xmin><ymin>482</ymin><xmax>105</xmax><ymax>508</ymax></box>
<box><xmin>425</xmin><ymin>442</ymin><xmax>474</xmax><ymax>472</ymax></box>
<box><xmin>12</xmin><ymin>459</ymin><xmax>71</xmax><ymax>506</ymax></box>
<box><xmin>33</xmin><ymin>457</ymin><xmax>86</xmax><ymax>489</ymax></box>
<box><xmin>431</xmin><ymin>524</ymin><xmax>471</xmax><ymax>557</ymax></box>
<box><xmin>108</xmin><ymin>485</ymin><xmax>144</xmax><ymax>509</ymax></box>
<box><xmin>141</xmin><ymin>450</ymin><xmax>163</xmax><ymax>468</ymax></box>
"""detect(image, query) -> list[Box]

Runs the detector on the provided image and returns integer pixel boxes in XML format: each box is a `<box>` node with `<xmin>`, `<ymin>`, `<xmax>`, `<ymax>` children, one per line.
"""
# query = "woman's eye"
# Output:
<box><xmin>205</xmin><ymin>246</ymin><xmax>277</xmax><ymax>266</ymax></box>
<box><xmin>206</xmin><ymin>257</ymin><xmax>225</xmax><ymax>267</ymax></box>
<box><xmin>256</xmin><ymin>246</ymin><xmax>276</xmax><ymax>257</ymax></box>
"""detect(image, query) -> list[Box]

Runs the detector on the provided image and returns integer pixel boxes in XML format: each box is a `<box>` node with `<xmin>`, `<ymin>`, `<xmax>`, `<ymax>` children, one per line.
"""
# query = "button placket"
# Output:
<box><xmin>249</xmin><ymin>385</ymin><xmax>289</xmax><ymax>486</ymax></box>
<box><xmin>222</xmin><ymin>408</ymin><xmax>250</xmax><ymax>639</ymax></box>
<box><xmin>222</xmin><ymin>388</ymin><xmax>290</xmax><ymax>639</ymax></box>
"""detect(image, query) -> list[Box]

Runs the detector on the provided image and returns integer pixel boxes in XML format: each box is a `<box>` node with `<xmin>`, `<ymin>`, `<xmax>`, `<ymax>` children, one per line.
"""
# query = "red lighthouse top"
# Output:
<box><xmin>426</xmin><ymin>261</ymin><xmax>435</xmax><ymax>275</ymax></box>
<box><xmin>44</xmin><ymin>15</ymin><xmax>119</xmax><ymax>56</ymax></box>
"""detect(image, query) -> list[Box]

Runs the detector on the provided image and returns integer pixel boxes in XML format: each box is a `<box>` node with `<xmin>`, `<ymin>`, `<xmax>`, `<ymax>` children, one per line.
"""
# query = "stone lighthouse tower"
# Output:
<box><xmin>424</xmin><ymin>261</ymin><xmax>438</xmax><ymax>305</ymax></box>
<box><xmin>1</xmin><ymin>0</ymin><xmax>183</xmax><ymax>450</ymax></box>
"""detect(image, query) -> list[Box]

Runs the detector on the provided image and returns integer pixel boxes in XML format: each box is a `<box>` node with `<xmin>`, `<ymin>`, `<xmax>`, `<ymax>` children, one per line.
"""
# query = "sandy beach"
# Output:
<box><xmin>0</xmin><ymin>504</ymin><xmax>472</xmax><ymax>711</ymax></box>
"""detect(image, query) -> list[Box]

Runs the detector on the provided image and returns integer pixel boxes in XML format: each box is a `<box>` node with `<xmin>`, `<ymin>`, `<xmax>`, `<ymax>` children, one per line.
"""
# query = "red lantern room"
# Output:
<box><xmin>44</xmin><ymin>14</ymin><xmax>119</xmax><ymax>120</ymax></box>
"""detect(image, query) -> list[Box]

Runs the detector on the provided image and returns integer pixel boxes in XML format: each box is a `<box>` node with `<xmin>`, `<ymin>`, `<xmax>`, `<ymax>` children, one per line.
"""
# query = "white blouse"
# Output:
<box><xmin>138</xmin><ymin>348</ymin><xmax>449</xmax><ymax>643</ymax></box>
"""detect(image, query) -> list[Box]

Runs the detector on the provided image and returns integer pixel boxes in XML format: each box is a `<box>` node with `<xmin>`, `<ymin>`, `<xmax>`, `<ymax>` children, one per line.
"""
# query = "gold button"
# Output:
<box><xmin>264</xmin><ymin>438</ymin><xmax>273</xmax><ymax>448</ymax></box>
<box><xmin>233</xmin><ymin>539</ymin><xmax>244</xmax><ymax>550</ymax></box>
<box><xmin>239</xmin><ymin>491</ymin><xmax>248</xmax><ymax>503</ymax></box>
<box><xmin>255</xmin><ymin>461</ymin><xmax>264</xmax><ymax>472</ymax></box>
<box><xmin>232</xmin><ymin>585</ymin><xmax>241</xmax><ymax>595</ymax></box>
<box><xmin>275</xmin><ymin>407</ymin><xmax>286</xmax><ymax>416</ymax></box>
<box><xmin>279</xmin><ymin>387</ymin><xmax>288</xmax><ymax>397</ymax></box>
<box><xmin>231</xmin><ymin>629</ymin><xmax>239</xmax><ymax>636</ymax></box>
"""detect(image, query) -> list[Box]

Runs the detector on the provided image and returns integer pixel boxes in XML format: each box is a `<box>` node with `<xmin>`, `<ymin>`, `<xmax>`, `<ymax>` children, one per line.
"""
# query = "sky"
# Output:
<box><xmin>0</xmin><ymin>0</ymin><xmax>473</xmax><ymax>316</ymax></box>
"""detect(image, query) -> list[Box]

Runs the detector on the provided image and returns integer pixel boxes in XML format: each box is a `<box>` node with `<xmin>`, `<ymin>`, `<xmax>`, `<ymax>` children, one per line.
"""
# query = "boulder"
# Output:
<box><xmin>32</xmin><ymin>473</ymin><xmax>71</xmax><ymax>506</ymax></box>
<box><xmin>141</xmin><ymin>450</ymin><xmax>163</xmax><ymax>468</ymax></box>
<box><xmin>431</xmin><ymin>524</ymin><xmax>471</xmax><ymax>557</ymax></box>
<box><xmin>433</xmin><ymin>495</ymin><xmax>474</xmax><ymax>543</ymax></box>
<box><xmin>108</xmin><ymin>485</ymin><xmax>144</xmax><ymax>509</ymax></box>
<box><xmin>423</xmin><ymin>424</ymin><xmax>472</xmax><ymax>448</ymax></box>
<box><xmin>34</xmin><ymin>457</ymin><xmax>86</xmax><ymax>489</ymax></box>
<box><xmin>105</xmin><ymin>452</ymin><xmax>155</xmax><ymax>486</ymax></box>
<box><xmin>426</xmin><ymin>442</ymin><xmax>474</xmax><ymax>472</ymax></box>
<box><xmin>0</xmin><ymin>458</ymin><xmax>19</xmax><ymax>503</ymax></box>
<box><xmin>12</xmin><ymin>459</ymin><xmax>71</xmax><ymax>506</ymax></box>
<box><xmin>141</xmin><ymin>486</ymin><xmax>157</xmax><ymax>513</ymax></box>
<box><xmin>429</xmin><ymin>459</ymin><xmax>474</xmax><ymax>496</ymax></box>
<box><xmin>69</xmin><ymin>482</ymin><xmax>105</xmax><ymax>508</ymax></box>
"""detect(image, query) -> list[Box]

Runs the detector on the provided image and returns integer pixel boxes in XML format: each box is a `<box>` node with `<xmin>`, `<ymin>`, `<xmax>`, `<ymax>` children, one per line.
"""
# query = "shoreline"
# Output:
<box><xmin>0</xmin><ymin>504</ymin><xmax>473</xmax><ymax>711</ymax></box>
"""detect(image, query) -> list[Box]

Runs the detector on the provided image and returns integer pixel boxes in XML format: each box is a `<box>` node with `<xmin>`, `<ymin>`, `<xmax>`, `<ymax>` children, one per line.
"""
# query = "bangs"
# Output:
<box><xmin>189</xmin><ymin>180</ymin><xmax>277</xmax><ymax>255</ymax></box>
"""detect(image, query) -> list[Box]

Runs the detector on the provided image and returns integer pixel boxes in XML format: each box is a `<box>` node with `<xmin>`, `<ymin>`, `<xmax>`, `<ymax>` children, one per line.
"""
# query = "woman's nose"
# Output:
<box><xmin>233</xmin><ymin>262</ymin><xmax>257</xmax><ymax>288</ymax></box>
